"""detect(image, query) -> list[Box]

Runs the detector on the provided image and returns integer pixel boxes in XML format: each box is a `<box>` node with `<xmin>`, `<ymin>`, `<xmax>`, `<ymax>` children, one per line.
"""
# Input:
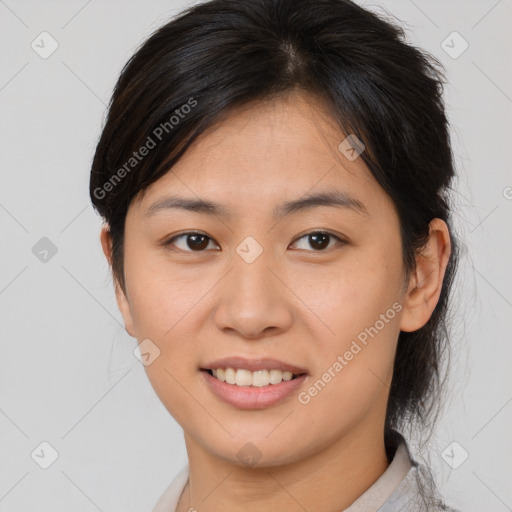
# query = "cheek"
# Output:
<box><xmin>294</xmin><ymin>243</ymin><xmax>403</xmax><ymax>404</ymax></box>
<box><xmin>124</xmin><ymin>245</ymin><xmax>204</xmax><ymax>337</ymax></box>
<box><xmin>125</xmin><ymin>261</ymin><xmax>207</xmax><ymax>424</ymax></box>
<box><xmin>294</xmin><ymin>245</ymin><xmax>404</xmax><ymax>345</ymax></box>
<box><xmin>295</xmin><ymin>279</ymin><xmax>401</xmax><ymax>436</ymax></box>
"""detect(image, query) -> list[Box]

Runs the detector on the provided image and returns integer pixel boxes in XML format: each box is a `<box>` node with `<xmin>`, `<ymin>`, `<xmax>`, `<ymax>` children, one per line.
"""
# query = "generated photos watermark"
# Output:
<box><xmin>93</xmin><ymin>97</ymin><xmax>198</xmax><ymax>200</ymax></box>
<box><xmin>297</xmin><ymin>301</ymin><xmax>403</xmax><ymax>405</ymax></box>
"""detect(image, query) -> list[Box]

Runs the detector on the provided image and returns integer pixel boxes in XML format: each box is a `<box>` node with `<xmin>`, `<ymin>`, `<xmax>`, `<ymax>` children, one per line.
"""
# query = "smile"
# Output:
<box><xmin>199</xmin><ymin>357</ymin><xmax>308</xmax><ymax>409</ymax></box>
<box><xmin>206</xmin><ymin>368</ymin><xmax>300</xmax><ymax>387</ymax></box>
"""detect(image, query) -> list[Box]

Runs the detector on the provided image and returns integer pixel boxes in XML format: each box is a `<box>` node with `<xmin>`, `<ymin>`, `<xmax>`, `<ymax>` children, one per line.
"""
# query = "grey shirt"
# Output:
<box><xmin>152</xmin><ymin>433</ymin><xmax>458</xmax><ymax>512</ymax></box>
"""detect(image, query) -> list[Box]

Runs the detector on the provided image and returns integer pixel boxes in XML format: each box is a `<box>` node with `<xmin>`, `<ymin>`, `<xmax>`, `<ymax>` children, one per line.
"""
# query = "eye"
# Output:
<box><xmin>165</xmin><ymin>232</ymin><xmax>220</xmax><ymax>252</ymax></box>
<box><xmin>165</xmin><ymin>230</ymin><xmax>345</xmax><ymax>253</ymax></box>
<box><xmin>290</xmin><ymin>230</ymin><xmax>345</xmax><ymax>251</ymax></box>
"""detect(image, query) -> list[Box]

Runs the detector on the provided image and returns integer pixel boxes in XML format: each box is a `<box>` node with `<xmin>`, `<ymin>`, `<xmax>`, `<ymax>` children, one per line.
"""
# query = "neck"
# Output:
<box><xmin>177</xmin><ymin>420</ymin><xmax>390</xmax><ymax>512</ymax></box>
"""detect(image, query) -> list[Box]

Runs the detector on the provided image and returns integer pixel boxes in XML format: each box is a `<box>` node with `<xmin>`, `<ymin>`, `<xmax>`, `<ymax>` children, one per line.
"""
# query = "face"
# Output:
<box><xmin>109</xmin><ymin>90</ymin><xmax>414</xmax><ymax>467</ymax></box>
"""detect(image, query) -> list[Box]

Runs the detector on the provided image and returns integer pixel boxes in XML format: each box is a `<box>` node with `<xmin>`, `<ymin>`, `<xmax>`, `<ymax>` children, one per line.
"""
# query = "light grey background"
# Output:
<box><xmin>0</xmin><ymin>0</ymin><xmax>510</xmax><ymax>511</ymax></box>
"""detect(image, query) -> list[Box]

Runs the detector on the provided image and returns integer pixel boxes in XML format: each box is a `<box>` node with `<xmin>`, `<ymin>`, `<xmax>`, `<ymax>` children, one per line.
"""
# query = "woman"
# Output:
<box><xmin>90</xmin><ymin>0</ymin><xmax>460</xmax><ymax>510</ymax></box>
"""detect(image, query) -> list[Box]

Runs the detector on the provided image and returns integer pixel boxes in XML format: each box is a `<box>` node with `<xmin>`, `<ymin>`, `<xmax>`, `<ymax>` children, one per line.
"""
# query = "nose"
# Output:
<box><xmin>212</xmin><ymin>250</ymin><xmax>294</xmax><ymax>340</ymax></box>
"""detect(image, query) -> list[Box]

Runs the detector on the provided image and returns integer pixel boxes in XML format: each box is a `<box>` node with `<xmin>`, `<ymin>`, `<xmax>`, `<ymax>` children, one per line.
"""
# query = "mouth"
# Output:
<box><xmin>199</xmin><ymin>357</ymin><xmax>308</xmax><ymax>409</ymax></box>
<box><xmin>201</xmin><ymin>368</ymin><xmax>305</xmax><ymax>387</ymax></box>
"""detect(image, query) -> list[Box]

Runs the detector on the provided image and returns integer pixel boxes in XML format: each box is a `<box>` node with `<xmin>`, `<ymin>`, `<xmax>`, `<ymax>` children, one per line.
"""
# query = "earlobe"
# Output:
<box><xmin>99</xmin><ymin>225</ymin><xmax>136</xmax><ymax>337</ymax></box>
<box><xmin>399</xmin><ymin>219</ymin><xmax>451</xmax><ymax>332</ymax></box>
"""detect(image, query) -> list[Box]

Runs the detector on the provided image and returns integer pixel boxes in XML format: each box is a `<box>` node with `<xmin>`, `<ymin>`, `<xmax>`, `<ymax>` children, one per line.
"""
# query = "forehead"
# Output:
<box><xmin>134</xmin><ymin>91</ymin><xmax>386</xmax><ymax>217</ymax></box>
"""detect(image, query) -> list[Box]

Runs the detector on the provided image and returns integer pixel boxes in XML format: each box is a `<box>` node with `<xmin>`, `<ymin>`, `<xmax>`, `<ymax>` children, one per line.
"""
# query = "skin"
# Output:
<box><xmin>100</xmin><ymin>90</ymin><xmax>451</xmax><ymax>512</ymax></box>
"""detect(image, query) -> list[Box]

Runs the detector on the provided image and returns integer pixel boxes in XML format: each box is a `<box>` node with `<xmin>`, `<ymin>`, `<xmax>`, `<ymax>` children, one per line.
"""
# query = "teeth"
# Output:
<box><xmin>253</xmin><ymin>370</ymin><xmax>270</xmax><ymax>387</ymax></box>
<box><xmin>235</xmin><ymin>369</ymin><xmax>253</xmax><ymax>386</ymax></box>
<box><xmin>225</xmin><ymin>368</ymin><xmax>236</xmax><ymax>384</ymax></box>
<box><xmin>209</xmin><ymin>368</ymin><xmax>296</xmax><ymax>386</ymax></box>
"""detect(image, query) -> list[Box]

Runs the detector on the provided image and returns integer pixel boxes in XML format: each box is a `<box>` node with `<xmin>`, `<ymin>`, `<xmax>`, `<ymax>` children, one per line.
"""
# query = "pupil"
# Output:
<box><xmin>310</xmin><ymin>233</ymin><xmax>329</xmax><ymax>250</ymax></box>
<box><xmin>188</xmin><ymin>234</ymin><xmax>209</xmax><ymax>250</ymax></box>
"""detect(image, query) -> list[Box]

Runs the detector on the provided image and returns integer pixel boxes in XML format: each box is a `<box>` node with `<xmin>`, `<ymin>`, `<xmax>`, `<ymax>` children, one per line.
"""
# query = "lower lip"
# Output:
<box><xmin>201</xmin><ymin>370</ymin><xmax>307</xmax><ymax>409</ymax></box>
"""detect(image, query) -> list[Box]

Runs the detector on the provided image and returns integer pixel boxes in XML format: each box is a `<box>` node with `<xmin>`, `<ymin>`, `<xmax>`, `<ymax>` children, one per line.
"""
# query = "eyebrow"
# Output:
<box><xmin>144</xmin><ymin>190</ymin><xmax>368</xmax><ymax>220</ymax></box>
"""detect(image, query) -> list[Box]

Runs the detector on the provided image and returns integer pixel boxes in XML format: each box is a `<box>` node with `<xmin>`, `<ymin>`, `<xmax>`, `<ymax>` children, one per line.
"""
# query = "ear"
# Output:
<box><xmin>399</xmin><ymin>218</ymin><xmax>452</xmax><ymax>332</ymax></box>
<box><xmin>100</xmin><ymin>225</ymin><xmax>136</xmax><ymax>337</ymax></box>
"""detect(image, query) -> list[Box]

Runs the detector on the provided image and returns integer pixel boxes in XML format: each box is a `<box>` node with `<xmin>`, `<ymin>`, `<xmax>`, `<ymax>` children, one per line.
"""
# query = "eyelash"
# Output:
<box><xmin>164</xmin><ymin>230</ymin><xmax>346</xmax><ymax>253</ymax></box>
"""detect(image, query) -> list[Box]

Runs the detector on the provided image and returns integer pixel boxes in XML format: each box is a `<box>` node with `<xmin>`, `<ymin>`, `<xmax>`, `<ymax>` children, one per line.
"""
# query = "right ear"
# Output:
<box><xmin>100</xmin><ymin>225</ymin><xmax>135</xmax><ymax>337</ymax></box>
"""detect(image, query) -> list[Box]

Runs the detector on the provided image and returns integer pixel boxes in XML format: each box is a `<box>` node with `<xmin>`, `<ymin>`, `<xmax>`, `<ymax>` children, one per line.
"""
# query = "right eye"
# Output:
<box><xmin>165</xmin><ymin>231</ymin><xmax>220</xmax><ymax>252</ymax></box>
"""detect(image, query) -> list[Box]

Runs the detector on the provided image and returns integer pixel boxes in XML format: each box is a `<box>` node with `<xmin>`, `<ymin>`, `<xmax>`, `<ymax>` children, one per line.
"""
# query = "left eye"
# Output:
<box><xmin>290</xmin><ymin>231</ymin><xmax>344</xmax><ymax>251</ymax></box>
<box><xmin>165</xmin><ymin>230</ymin><xmax>344</xmax><ymax>252</ymax></box>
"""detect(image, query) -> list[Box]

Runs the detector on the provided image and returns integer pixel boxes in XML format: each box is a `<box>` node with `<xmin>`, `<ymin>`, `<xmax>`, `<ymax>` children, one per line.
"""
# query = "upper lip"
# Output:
<box><xmin>201</xmin><ymin>356</ymin><xmax>308</xmax><ymax>375</ymax></box>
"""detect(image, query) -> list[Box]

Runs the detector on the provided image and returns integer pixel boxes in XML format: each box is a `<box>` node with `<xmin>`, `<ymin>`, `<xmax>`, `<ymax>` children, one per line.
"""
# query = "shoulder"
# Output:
<box><xmin>380</xmin><ymin>464</ymin><xmax>461</xmax><ymax>511</ymax></box>
<box><xmin>379</xmin><ymin>431</ymin><xmax>461</xmax><ymax>512</ymax></box>
<box><xmin>152</xmin><ymin>465</ymin><xmax>189</xmax><ymax>512</ymax></box>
